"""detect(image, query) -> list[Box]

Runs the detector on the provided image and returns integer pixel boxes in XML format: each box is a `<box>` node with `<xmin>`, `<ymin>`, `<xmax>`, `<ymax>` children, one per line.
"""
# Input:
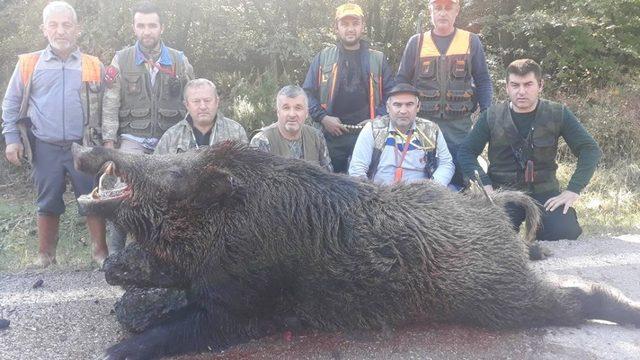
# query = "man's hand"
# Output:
<box><xmin>483</xmin><ymin>184</ymin><xmax>494</xmax><ymax>195</ymax></box>
<box><xmin>103</xmin><ymin>140</ymin><xmax>115</xmax><ymax>149</ymax></box>
<box><xmin>5</xmin><ymin>143</ymin><xmax>24</xmax><ymax>166</ymax></box>
<box><xmin>321</xmin><ymin>116</ymin><xmax>345</xmax><ymax>136</ymax></box>
<box><xmin>544</xmin><ymin>190</ymin><xmax>579</xmax><ymax>214</ymax></box>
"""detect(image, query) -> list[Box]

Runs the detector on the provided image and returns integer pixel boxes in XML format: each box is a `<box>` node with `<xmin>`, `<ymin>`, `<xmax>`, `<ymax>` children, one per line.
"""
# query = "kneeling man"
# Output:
<box><xmin>155</xmin><ymin>78</ymin><xmax>247</xmax><ymax>154</ymax></box>
<box><xmin>250</xmin><ymin>85</ymin><xmax>333</xmax><ymax>172</ymax></box>
<box><xmin>349</xmin><ymin>84</ymin><xmax>454</xmax><ymax>186</ymax></box>
<box><xmin>457</xmin><ymin>59</ymin><xmax>602</xmax><ymax>240</ymax></box>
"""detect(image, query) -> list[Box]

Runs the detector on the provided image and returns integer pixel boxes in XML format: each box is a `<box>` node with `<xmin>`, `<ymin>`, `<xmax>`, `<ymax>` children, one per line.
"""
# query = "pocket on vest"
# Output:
<box><xmin>119</xmin><ymin>108</ymin><xmax>151</xmax><ymax>130</ymax></box>
<box><xmin>158</xmin><ymin>108</ymin><xmax>182</xmax><ymax>131</ymax></box>
<box><xmin>419</xmin><ymin>59</ymin><xmax>436</xmax><ymax>79</ymax></box>
<box><xmin>532</xmin><ymin>137</ymin><xmax>557</xmax><ymax>168</ymax></box>
<box><xmin>124</xmin><ymin>75</ymin><xmax>142</xmax><ymax>95</ymax></box>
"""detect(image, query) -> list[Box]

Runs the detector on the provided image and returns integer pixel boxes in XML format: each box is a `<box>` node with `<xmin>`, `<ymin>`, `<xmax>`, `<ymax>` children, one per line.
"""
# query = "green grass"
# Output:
<box><xmin>0</xmin><ymin>177</ymin><xmax>98</xmax><ymax>272</ymax></box>
<box><xmin>558</xmin><ymin>163</ymin><xmax>640</xmax><ymax>235</ymax></box>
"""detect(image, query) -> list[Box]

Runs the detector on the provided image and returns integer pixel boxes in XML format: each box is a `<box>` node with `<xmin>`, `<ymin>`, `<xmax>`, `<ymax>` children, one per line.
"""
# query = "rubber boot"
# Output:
<box><xmin>86</xmin><ymin>214</ymin><xmax>108</xmax><ymax>268</ymax></box>
<box><xmin>35</xmin><ymin>214</ymin><xmax>60</xmax><ymax>268</ymax></box>
<box><xmin>106</xmin><ymin>221</ymin><xmax>127</xmax><ymax>255</ymax></box>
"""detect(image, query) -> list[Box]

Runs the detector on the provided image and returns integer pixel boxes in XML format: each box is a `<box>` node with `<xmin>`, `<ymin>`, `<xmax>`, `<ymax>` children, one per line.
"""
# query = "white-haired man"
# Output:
<box><xmin>2</xmin><ymin>1</ymin><xmax>107</xmax><ymax>267</ymax></box>
<box><xmin>250</xmin><ymin>85</ymin><xmax>332</xmax><ymax>172</ymax></box>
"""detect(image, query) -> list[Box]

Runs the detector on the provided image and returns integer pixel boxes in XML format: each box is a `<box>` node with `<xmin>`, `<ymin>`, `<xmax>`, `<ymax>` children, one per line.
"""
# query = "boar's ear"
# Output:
<box><xmin>195</xmin><ymin>164</ymin><xmax>242</xmax><ymax>206</ymax></box>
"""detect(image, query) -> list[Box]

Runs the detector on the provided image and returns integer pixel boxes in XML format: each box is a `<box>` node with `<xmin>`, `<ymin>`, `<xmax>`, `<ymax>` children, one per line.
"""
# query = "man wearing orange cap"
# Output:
<box><xmin>303</xmin><ymin>3</ymin><xmax>395</xmax><ymax>173</ymax></box>
<box><xmin>397</xmin><ymin>0</ymin><xmax>493</xmax><ymax>189</ymax></box>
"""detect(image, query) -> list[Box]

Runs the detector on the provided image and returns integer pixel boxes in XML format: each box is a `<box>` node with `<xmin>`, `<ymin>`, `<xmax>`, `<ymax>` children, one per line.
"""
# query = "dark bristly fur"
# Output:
<box><xmin>72</xmin><ymin>142</ymin><xmax>640</xmax><ymax>360</ymax></box>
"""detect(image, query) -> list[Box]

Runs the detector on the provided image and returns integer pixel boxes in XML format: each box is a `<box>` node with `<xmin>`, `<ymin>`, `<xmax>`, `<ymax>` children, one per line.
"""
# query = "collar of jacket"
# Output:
<box><xmin>42</xmin><ymin>44</ymin><xmax>81</xmax><ymax>62</ymax></box>
<box><xmin>134</xmin><ymin>41</ymin><xmax>173</xmax><ymax>66</ymax></box>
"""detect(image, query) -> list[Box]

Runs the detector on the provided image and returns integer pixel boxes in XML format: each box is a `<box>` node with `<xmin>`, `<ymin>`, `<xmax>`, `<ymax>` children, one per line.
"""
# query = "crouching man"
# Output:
<box><xmin>348</xmin><ymin>84</ymin><xmax>454</xmax><ymax>186</ymax></box>
<box><xmin>250</xmin><ymin>85</ymin><xmax>333</xmax><ymax>172</ymax></box>
<box><xmin>155</xmin><ymin>79</ymin><xmax>248</xmax><ymax>154</ymax></box>
<box><xmin>457</xmin><ymin>59</ymin><xmax>602</xmax><ymax>240</ymax></box>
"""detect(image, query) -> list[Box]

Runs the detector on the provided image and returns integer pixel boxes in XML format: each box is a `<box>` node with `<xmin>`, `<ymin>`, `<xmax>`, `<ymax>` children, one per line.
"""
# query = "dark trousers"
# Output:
<box><xmin>447</xmin><ymin>143</ymin><xmax>464</xmax><ymax>188</ymax></box>
<box><xmin>326</xmin><ymin>132</ymin><xmax>359</xmax><ymax>174</ymax></box>
<box><xmin>505</xmin><ymin>190</ymin><xmax>582</xmax><ymax>241</ymax></box>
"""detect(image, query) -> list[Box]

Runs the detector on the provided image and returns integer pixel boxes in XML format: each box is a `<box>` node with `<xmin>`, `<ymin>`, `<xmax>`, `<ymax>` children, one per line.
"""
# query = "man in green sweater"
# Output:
<box><xmin>458</xmin><ymin>59</ymin><xmax>602</xmax><ymax>240</ymax></box>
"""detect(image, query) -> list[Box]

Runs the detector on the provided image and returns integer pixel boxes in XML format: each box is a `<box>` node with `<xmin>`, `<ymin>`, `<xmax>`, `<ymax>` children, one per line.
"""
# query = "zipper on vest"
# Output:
<box><xmin>439</xmin><ymin>55</ymin><xmax>447</xmax><ymax>119</ymax></box>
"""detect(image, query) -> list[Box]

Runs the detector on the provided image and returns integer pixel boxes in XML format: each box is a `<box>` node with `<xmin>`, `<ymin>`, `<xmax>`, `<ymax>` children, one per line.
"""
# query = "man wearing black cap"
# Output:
<box><xmin>349</xmin><ymin>84</ymin><xmax>454</xmax><ymax>185</ymax></box>
<box><xmin>303</xmin><ymin>3</ymin><xmax>395</xmax><ymax>173</ymax></box>
<box><xmin>396</xmin><ymin>0</ymin><xmax>493</xmax><ymax>189</ymax></box>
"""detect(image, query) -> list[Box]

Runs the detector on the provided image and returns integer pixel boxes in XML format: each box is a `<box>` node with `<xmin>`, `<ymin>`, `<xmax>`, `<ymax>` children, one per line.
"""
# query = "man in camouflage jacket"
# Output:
<box><xmin>155</xmin><ymin>79</ymin><xmax>247</xmax><ymax>154</ymax></box>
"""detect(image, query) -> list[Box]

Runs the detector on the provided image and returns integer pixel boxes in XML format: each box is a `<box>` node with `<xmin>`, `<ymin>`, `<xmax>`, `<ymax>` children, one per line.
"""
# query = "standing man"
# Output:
<box><xmin>396</xmin><ymin>0</ymin><xmax>493</xmax><ymax>188</ymax></box>
<box><xmin>102</xmin><ymin>1</ymin><xmax>194</xmax><ymax>252</ymax></box>
<box><xmin>303</xmin><ymin>3</ymin><xmax>395</xmax><ymax>173</ymax></box>
<box><xmin>349</xmin><ymin>84</ymin><xmax>454</xmax><ymax>186</ymax></box>
<box><xmin>250</xmin><ymin>86</ymin><xmax>333</xmax><ymax>172</ymax></box>
<box><xmin>2</xmin><ymin>1</ymin><xmax>107</xmax><ymax>267</ymax></box>
<box><xmin>155</xmin><ymin>79</ymin><xmax>248</xmax><ymax>154</ymax></box>
<box><xmin>458</xmin><ymin>59</ymin><xmax>602</xmax><ymax>240</ymax></box>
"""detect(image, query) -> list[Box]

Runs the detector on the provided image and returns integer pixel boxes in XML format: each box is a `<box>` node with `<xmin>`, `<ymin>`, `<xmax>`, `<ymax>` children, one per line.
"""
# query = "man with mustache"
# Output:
<box><xmin>155</xmin><ymin>79</ymin><xmax>248</xmax><ymax>154</ymax></box>
<box><xmin>303</xmin><ymin>3</ymin><xmax>395</xmax><ymax>173</ymax></box>
<box><xmin>1</xmin><ymin>1</ymin><xmax>107</xmax><ymax>267</ymax></box>
<box><xmin>101</xmin><ymin>1</ymin><xmax>194</xmax><ymax>253</ymax></box>
<box><xmin>349</xmin><ymin>84</ymin><xmax>454</xmax><ymax>185</ymax></box>
<box><xmin>457</xmin><ymin>59</ymin><xmax>602</xmax><ymax>240</ymax></box>
<box><xmin>250</xmin><ymin>85</ymin><xmax>333</xmax><ymax>172</ymax></box>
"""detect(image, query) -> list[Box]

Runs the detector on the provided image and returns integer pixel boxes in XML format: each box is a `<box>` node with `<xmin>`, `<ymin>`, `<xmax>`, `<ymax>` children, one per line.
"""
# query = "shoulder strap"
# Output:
<box><xmin>18</xmin><ymin>52</ymin><xmax>42</xmax><ymax>86</ymax></box>
<box><xmin>367</xmin><ymin>117</ymin><xmax>391</xmax><ymax>179</ymax></box>
<box><xmin>80</xmin><ymin>54</ymin><xmax>102</xmax><ymax>83</ymax></box>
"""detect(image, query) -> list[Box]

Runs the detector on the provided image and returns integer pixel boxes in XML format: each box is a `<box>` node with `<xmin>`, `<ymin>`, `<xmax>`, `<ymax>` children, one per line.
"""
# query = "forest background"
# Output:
<box><xmin>0</xmin><ymin>0</ymin><xmax>639</xmax><ymax>269</ymax></box>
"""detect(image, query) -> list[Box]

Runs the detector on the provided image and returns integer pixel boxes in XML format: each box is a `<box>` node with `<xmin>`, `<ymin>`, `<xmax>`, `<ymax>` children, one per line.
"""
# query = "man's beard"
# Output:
<box><xmin>340</xmin><ymin>37</ymin><xmax>360</xmax><ymax>48</ymax></box>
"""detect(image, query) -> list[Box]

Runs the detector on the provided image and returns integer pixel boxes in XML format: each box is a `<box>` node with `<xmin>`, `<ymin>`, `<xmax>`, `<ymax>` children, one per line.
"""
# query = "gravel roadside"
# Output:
<box><xmin>1</xmin><ymin>235</ymin><xmax>639</xmax><ymax>360</ymax></box>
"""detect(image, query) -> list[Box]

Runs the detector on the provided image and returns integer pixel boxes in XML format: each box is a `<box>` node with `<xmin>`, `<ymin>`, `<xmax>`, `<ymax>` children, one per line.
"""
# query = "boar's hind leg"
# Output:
<box><xmin>102</xmin><ymin>304</ymin><xmax>219</xmax><ymax>360</ymax></box>
<box><xmin>570</xmin><ymin>283</ymin><xmax>640</xmax><ymax>326</ymax></box>
<box><xmin>517</xmin><ymin>281</ymin><xmax>640</xmax><ymax>328</ymax></box>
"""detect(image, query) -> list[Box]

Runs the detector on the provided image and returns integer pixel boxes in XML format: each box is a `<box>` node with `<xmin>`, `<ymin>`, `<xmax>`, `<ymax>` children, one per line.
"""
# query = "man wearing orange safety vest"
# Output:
<box><xmin>1</xmin><ymin>1</ymin><xmax>108</xmax><ymax>268</ymax></box>
<box><xmin>397</xmin><ymin>0</ymin><xmax>493</xmax><ymax>189</ymax></box>
<box><xmin>303</xmin><ymin>3</ymin><xmax>395</xmax><ymax>173</ymax></box>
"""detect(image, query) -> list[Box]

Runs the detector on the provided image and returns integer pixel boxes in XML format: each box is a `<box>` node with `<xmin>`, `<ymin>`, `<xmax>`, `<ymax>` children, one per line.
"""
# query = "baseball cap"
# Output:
<box><xmin>335</xmin><ymin>3</ymin><xmax>364</xmax><ymax>21</ymax></box>
<box><xmin>429</xmin><ymin>0</ymin><xmax>459</xmax><ymax>4</ymax></box>
<box><xmin>387</xmin><ymin>84</ymin><xmax>420</xmax><ymax>98</ymax></box>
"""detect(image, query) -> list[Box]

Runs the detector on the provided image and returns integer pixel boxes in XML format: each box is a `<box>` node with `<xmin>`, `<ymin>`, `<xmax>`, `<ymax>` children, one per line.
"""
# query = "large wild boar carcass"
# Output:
<box><xmin>72</xmin><ymin>142</ymin><xmax>640</xmax><ymax>360</ymax></box>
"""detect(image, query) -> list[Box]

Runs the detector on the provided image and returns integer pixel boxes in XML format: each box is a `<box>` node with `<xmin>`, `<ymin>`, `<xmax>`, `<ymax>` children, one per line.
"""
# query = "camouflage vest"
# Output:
<box><xmin>116</xmin><ymin>46</ymin><xmax>188</xmax><ymax>138</ymax></box>
<box><xmin>414</xmin><ymin>29</ymin><xmax>476</xmax><ymax>121</ymax></box>
<box><xmin>487</xmin><ymin>100</ymin><xmax>564</xmax><ymax>194</ymax></box>
<box><xmin>367</xmin><ymin>115</ymin><xmax>440</xmax><ymax>179</ymax></box>
<box><xmin>16</xmin><ymin>51</ymin><xmax>103</xmax><ymax>163</ymax></box>
<box><xmin>263</xmin><ymin>124</ymin><xmax>321</xmax><ymax>165</ymax></box>
<box><xmin>318</xmin><ymin>45</ymin><xmax>384</xmax><ymax>119</ymax></box>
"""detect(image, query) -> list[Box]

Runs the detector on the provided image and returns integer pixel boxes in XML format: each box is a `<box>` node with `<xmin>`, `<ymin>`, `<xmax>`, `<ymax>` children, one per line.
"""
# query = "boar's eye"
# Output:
<box><xmin>167</xmin><ymin>167</ymin><xmax>185</xmax><ymax>179</ymax></box>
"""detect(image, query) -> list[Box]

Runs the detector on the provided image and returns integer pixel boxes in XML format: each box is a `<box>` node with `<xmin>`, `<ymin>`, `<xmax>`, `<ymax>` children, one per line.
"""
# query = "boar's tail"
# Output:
<box><xmin>492</xmin><ymin>190</ymin><xmax>541</xmax><ymax>244</ymax></box>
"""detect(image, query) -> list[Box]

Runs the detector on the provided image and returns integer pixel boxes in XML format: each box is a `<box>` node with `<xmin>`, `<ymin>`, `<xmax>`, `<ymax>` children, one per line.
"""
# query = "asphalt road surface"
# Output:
<box><xmin>1</xmin><ymin>235</ymin><xmax>639</xmax><ymax>360</ymax></box>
